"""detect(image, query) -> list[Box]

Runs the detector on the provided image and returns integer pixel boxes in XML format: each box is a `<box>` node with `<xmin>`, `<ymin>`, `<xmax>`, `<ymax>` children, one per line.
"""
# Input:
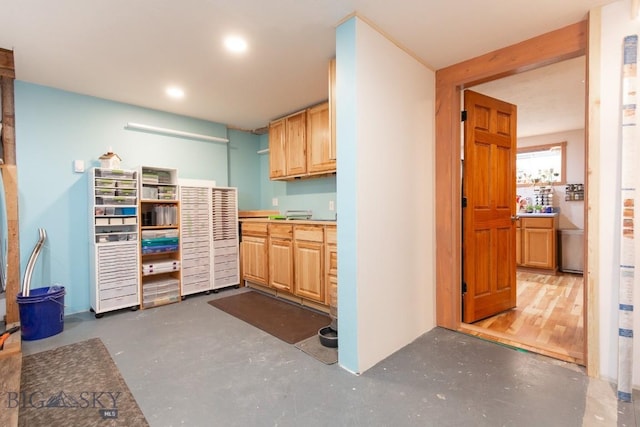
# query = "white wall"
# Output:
<box><xmin>597</xmin><ymin>0</ymin><xmax>640</xmax><ymax>388</ymax></box>
<box><xmin>337</xmin><ymin>17</ymin><xmax>436</xmax><ymax>373</ymax></box>
<box><xmin>517</xmin><ymin>129</ymin><xmax>585</xmax><ymax>229</ymax></box>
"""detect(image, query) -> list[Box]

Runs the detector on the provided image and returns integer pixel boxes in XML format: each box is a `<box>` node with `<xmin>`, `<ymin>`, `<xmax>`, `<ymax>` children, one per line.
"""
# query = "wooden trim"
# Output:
<box><xmin>435</xmin><ymin>20</ymin><xmax>588</xmax><ymax>362</ymax></box>
<box><xmin>585</xmin><ymin>9</ymin><xmax>600</xmax><ymax>378</ymax></box>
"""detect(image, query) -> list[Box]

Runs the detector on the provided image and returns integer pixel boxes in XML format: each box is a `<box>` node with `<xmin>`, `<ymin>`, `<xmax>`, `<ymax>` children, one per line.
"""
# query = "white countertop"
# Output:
<box><xmin>517</xmin><ymin>212</ymin><xmax>558</xmax><ymax>217</ymax></box>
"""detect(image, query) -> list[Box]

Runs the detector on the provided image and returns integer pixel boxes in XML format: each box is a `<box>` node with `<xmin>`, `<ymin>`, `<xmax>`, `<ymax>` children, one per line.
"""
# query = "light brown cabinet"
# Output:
<box><xmin>516</xmin><ymin>216</ymin><xmax>558</xmax><ymax>272</ymax></box>
<box><xmin>268</xmin><ymin>101</ymin><xmax>335</xmax><ymax>180</ymax></box>
<box><xmin>325</xmin><ymin>226</ymin><xmax>337</xmax><ymax>318</ymax></box>
<box><xmin>241</xmin><ymin>222</ymin><xmax>269</xmax><ymax>285</ymax></box>
<box><xmin>307</xmin><ymin>102</ymin><xmax>335</xmax><ymax>175</ymax></box>
<box><xmin>268</xmin><ymin>224</ymin><xmax>293</xmax><ymax>292</ymax></box>
<box><xmin>285</xmin><ymin>111</ymin><xmax>307</xmax><ymax>176</ymax></box>
<box><xmin>268</xmin><ymin>119</ymin><xmax>286</xmax><ymax>179</ymax></box>
<box><xmin>293</xmin><ymin>226</ymin><xmax>325</xmax><ymax>303</ymax></box>
<box><xmin>241</xmin><ymin>221</ymin><xmax>335</xmax><ymax>307</ymax></box>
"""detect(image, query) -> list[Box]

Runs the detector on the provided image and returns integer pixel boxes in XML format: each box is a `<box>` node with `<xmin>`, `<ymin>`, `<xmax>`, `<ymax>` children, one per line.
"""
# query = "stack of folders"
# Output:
<box><xmin>142</xmin><ymin>260</ymin><xmax>181</xmax><ymax>276</ymax></box>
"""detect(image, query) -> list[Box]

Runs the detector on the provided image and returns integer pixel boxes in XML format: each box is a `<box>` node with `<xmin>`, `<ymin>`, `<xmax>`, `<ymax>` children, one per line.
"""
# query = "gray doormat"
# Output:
<box><xmin>18</xmin><ymin>338</ymin><xmax>148</xmax><ymax>426</ymax></box>
<box><xmin>295</xmin><ymin>335</ymin><xmax>338</xmax><ymax>365</ymax></box>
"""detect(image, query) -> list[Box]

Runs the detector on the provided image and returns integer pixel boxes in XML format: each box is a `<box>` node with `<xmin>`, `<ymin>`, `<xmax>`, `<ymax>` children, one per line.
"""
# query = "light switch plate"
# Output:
<box><xmin>73</xmin><ymin>159</ymin><xmax>85</xmax><ymax>173</ymax></box>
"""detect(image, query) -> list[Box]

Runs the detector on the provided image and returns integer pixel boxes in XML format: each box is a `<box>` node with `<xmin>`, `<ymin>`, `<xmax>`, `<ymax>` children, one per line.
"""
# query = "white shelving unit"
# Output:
<box><xmin>179</xmin><ymin>179</ymin><xmax>239</xmax><ymax>296</ymax></box>
<box><xmin>88</xmin><ymin>167</ymin><xmax>140</xmax><ymax>317</ymax></box>
<box><xmin>212</xmin><ymin>187</ymin><xmax>240</xmax><ymax>289</ymax></box>
<box><xmin>139</xmin><ymin>166</ymin><xmax>181</xmax><ymax>309</ymax></box>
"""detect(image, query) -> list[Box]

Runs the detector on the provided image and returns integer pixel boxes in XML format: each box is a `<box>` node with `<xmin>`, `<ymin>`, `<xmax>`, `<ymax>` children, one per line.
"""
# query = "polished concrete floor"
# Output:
<box><xmin>20</xmin><ymin>288</ymin><xmax>639</xmax><ymax>426</ymax></box>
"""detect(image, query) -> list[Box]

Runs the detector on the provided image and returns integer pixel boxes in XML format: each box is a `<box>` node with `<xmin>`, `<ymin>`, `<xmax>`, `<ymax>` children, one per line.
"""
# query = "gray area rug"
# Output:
<box><xmin>295</xmin><ymin>335</ymin><xmax>338</xmax><ymax>365</ymax></box>
<box><xmin>19</xmin><ymin>338</ymin><xmax>148</xmax><ymax>427</ymax></box>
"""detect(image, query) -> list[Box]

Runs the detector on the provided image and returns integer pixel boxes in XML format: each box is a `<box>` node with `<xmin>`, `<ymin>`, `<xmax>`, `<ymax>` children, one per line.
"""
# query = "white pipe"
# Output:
<box><xmin>22</xmin><ymin>228</ymin><xmax>46</xmax><ymax>297</ymax></box>
<box><xmin>125</xmin><ymin>122</ymin><xmax>229</xmax><ymax>143</ymax></box>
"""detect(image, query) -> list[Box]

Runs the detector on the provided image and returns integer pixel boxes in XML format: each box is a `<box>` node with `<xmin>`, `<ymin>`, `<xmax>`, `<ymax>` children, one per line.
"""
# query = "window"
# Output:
<box><xmin>516</xmin><ymin>142</ymin><xmax>566</xmax><ymax>186</ymax></box>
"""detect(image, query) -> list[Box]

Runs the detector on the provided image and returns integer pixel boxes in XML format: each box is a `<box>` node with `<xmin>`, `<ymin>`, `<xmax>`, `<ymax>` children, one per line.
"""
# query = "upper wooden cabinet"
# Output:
<box><xmin>285</xmin><ymin>111</ymin><xmax>307</xmax><ymax>176</ymax></box>
<box><xmin>268</xmin><ymin>59</ymin><xmax>337</xmax><ymax>181</ymax></box>
<box><xmin>307</xmin><ymin>102</ymin><xmax>336</xmax><ymax>174</ymax></box>
<box><xmin>269</xmin><ymin>119</ymin><xmax>286</xmax><ymax>179</ymax></box>
<box><xmin>269</xmin><ymin>103</ymin><xmax>335</xmax><ymax>180</ymax></box>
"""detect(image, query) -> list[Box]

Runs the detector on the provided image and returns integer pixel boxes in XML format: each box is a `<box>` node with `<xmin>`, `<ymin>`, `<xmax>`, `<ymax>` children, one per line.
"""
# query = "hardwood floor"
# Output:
<box><xmin>461</xmin><ymin>271</ymin><xmax>584</xmax><ymax>365</ymax></box>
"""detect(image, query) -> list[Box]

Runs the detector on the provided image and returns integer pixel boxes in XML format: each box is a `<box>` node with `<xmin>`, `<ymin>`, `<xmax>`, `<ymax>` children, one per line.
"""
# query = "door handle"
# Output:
<box><xmin>511</xmin><ymin>215</ymin><xmax>520</xmax><ymax>221</ymax></box>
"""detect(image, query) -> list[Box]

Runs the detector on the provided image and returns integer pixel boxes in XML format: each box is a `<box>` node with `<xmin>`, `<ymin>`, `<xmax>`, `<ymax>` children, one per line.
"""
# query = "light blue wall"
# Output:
<box><xmin>258</xmin><ymin>135</ymin><xmax>337</xmax><ymax>220</ymax></box>
<box><xmin>13</xmin><ymin>82</ymin><xmax>260</xmax><ymax>314</ymax></box>
<box><xmin>228</xmin><ymin>129</ymin><xmax>262</xmax><ymax>210</ymax></box>
<box><xmin>335</xmin><ymin>17</ymin><xmax>359</xmax><ymax>372</ymax></box>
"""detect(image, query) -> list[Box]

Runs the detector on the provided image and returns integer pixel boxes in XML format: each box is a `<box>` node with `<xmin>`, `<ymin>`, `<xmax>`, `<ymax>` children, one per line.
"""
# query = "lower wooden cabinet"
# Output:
<box><xmin>294</xmin><ymin>225</ymin><xmax>324</xmax><ymax>303</ymax></box>
<box><xmin>269</xmin><ymin>224</ymin><xmax>293</xmax><ymax>292</ymax></box>
<box><xmin>516</xmin><ymin>216</ymin><xmax>558</xmax><ymax>272</ymax></box>
<box><xmin>241</xmin><ymin>223</ymin><xmax>268</xmax><ymax>285</ymax></box>
<box><xmin>241</xmin><ymin>221</ymin><xmax>335</xmax><ymax>307</ymax></box>
<box><xmin>325</xmin><ymin>226</ymin><xmax>338</xmax><ymax>319</ymax></box>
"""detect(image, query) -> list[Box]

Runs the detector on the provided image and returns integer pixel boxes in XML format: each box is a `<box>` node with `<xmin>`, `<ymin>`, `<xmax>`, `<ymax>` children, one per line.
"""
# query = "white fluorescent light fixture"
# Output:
<box><xmin>125</xmin><ymin>122</ymin><xmax>229</xmax><ymax>143</ymax></box>
<box><xmin>224</xmin><ymin>35</ymin><xmax>248</xmax><ymax>53</ymax></box>
<box><xmin>166</xmin><ymin>86</ymin><xmax>185</xmax><ymax>99</ymax></box>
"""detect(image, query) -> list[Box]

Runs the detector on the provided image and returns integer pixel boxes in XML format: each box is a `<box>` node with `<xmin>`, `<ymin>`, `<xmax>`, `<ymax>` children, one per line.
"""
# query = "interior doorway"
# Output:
<box><xmin>434</xmin><ymin>21</ymin><xmax>590</xmax><ymax>370</ymax></box>
<box><xmin>458</xmin><ymin>57</ymin><xmax>587</xmax><ymax>365</ymax></box>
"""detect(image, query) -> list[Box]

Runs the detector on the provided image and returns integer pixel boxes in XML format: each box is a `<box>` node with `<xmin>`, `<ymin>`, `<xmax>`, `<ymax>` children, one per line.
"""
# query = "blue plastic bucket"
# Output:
<box><xmin>17</xmin><ymin>286</ymin><xmax>65</xmax><ymax>341</ymax></box>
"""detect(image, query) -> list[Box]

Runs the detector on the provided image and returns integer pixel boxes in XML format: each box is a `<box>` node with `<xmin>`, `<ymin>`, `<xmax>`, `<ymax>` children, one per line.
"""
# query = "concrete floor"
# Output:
<box><xmin>20</xmin><ymin>288</ymin><xmax>639</xmax><ymax>426</ymax></box>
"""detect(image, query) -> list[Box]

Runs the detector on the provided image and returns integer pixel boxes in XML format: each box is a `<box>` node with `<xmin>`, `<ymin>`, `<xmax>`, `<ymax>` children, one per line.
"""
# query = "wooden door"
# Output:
<box><xmin>307</xmin><ymin>102</ymin><xmax>335</xmax><ymax>174</ymax></box>
<box><xmin>294</xmin><ymin>240</ymin><xmax>324</xmax><ymax>302</ymax></box>
<box><xmin>269</xmin><ymin>224</ymin><xmax>293</xmax><ymax>292</ymax></box>
<box><xmin>241</xmin><ymin>236</ymin><xmax>268</xmax><ymax>285</ymax></box>
<box><xmin>523</xmin><ymin>228</ymin><xmax>555</xmax><ymax>268</ymax></box>
<box><xmin>269</xmin><ymin>119</ymin><xmax>286</xmax><ymax>179</ymax></box>
<box><xmin>462</xmin><ymin>90</ymin><xmax>517</xmax><ymax>323</ymax></box>
<box><xmin>285</xmin><ymin>111</ymin><xmax>307</xmax><ymax>176</ymax></box>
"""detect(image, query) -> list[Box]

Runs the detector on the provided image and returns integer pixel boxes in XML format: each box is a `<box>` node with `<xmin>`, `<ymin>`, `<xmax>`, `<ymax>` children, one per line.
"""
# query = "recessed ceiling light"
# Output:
<box><xmin>166</xmin><ymin>86</ymin><xmax>185</xmax><ymax>99</ymax></box>
<box><xmin>224</xmin><ymin>35</ymin><xmax>248</xmax><ymax>53</ymax></box>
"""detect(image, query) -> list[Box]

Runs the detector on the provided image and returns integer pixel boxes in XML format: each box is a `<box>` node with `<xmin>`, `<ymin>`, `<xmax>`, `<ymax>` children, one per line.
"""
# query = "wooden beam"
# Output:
<box><xmin>1</xmin><ymin>77</ymin><xmax>16</xmax><ymax>165</ymax></box>
<box><xmin>0</xmin><ymin>49</ymin><xmax>20</xmax><ymax>324</ymax></box>
<box><xmin>435</xmin><ymin>20</ymin><xmax>587</xmax><ymax>342</ymax></box>
<box><xmin>2</xmin><ymin>165</ymin><xmax>20</xmax><ymax>323</ymax></box>
<box><xmin>0</xmin><ymin>48</ymin><xmax>15</xmax><ymax>79</ymax></box>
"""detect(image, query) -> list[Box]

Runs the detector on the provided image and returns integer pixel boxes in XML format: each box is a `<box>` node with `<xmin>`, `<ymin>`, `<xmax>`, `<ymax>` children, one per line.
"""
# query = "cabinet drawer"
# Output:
<box><xmin>294</xmin><ymin>225</ymin><xmax>324</xmax><ymax>242</ymax></box>
<box><xmin>241</xmin><ymin>222</ymin><xmax>268</xmax><ymax>236</ymax></box>
<box><xmin>325</xmin><ymin>226</ymin><xmax>336</xmax><ymax>244</ymax></box>
<box><xmin>269</xmin><ymin>224</ymin><xmax>293</xmax><ymax>239</ymax></box>
<box><xmin>521</xmin><ymin>217</ymin><xmax>554</xmax><ymax>229</ymax></box>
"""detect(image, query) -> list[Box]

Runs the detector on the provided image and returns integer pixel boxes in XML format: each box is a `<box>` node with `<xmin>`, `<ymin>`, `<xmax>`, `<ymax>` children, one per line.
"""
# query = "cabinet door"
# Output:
<box><xmin>307</xmin><ymin>102</ymin><xmax>335</xmax><ymax>174</ymax></box>
<box><xmin>523</xmin><ymin>228</ymin><xmax>554</xmax><ymax>268</ymax></box>
<box><xmin>329</xmin><ymin>59</ymin><xmax>336</xmax><ymax>162</ymax></box>
<box><xmin>294</xmin><ymin>240</ymin><xmax>324</xmax><ymax>303</ymax></box>
<box><xmin>242</xmin><ymin>236</ymin><xmax>268</xmax><ymax>285</ymax></box>
<box><xmin>285</xmin><ymin>111</ymin><xmax>307</xmax><ymax>176</ymax></box>
<box><xmin>269</xmin><ymin>238</ymin><xmax>293</xmax><ymax>292</ymax></box>
<box><xmin>269</xmin><ymin>119</ymin><xmax>286</xmax><ymax>179</ymax></box>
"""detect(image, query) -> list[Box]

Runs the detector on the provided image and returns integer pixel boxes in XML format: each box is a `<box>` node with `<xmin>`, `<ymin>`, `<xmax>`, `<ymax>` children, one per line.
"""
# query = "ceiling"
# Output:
<box><xmin>0</xmin><ymin>0</ymin><xmax>614</xmax><ymax>133</ymax></box>
<box><xmin>472</xmin><ymin>56</ymin><xmax>586</xmax><ymax>138</ymax></box>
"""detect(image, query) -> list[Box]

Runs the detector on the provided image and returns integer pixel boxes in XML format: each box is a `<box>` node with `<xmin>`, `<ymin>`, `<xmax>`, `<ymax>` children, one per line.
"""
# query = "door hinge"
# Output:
<box><xmin>462</xmin><ymin>282</ymin><xmax>467</xmax><ymax>294</ymax></box>
<box><xmin>462</xmin><ymin>197</ymin><xmax>467</xmax><ymax>208</ymax></box>
<box><xmin>461</xmin><ymin>110</ymin><xmax>467</xmax><ymax>122</ymax></box>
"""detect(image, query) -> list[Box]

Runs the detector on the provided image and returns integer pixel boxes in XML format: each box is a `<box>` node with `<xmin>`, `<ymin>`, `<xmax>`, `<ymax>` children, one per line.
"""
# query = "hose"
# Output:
<box><xmin>21</xmin><ymin>228</ymin><xmax>46</xmax><ymax>297</ymax></box>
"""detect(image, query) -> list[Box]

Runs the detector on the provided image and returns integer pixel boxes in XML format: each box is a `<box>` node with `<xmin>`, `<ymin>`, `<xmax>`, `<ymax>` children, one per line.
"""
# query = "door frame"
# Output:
<box><xmin>434</xmin><ymin>20</ymin><xmax>593</xmax><ymax>371</ymax></box>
